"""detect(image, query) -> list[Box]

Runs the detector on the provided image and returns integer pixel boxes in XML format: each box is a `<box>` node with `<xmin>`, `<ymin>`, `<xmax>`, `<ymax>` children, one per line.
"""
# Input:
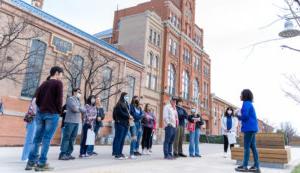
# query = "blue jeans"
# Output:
<box><xmin>87</xmin><ymin>125</ymin><xmax>101</xmax><ymax>154</ymax></box>
<box><xmin>22</xmin><ymin>119</ymin><xmax>37</xmax><ymax>161</ymax></box>
<box><xmin>60</xmin><ymin>123</ymin><xmax>79</xmax><ymax>156</ymax></box>
<box><xmin>243</xmin><ymin>132</ymin><xmax>260</xmax><ymax>168</ymax></box>
<box><xmin>163</xmin><ymin>125</ymin><xmax>176</xmax><ymax>158</ymax></box>
<box><xmin>189</xmin><ymin>128</ymin><xmax>201</xmax><ymax>156</ymax></box>
<box><xmin>130</xmin><ymin>121</ymin><xmax>142</xmax><ymax>154</ymax></box>
<box><xmin>28</xmin><ymin>112</ymin><xmax>59</xmax><ymax>165</ymax></box>
<box><xmin>112</xmin><ymin>122</ymin><xmax>128</xmax><ymax>156</ymax></box>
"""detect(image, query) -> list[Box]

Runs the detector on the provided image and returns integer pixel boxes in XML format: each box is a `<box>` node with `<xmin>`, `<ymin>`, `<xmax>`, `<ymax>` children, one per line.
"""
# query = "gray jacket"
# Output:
<box><xmin>64</xmin><ymin>96</ymin><xmax>85</xmax><ymax>124</ymax></box>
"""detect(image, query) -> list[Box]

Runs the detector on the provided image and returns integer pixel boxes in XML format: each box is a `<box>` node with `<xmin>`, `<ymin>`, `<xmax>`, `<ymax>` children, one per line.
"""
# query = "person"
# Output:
<box><xmin>163</xmin><ymin>96</ymin><xmax>178</xmax><ymax>160</ymax></box>
<box><xmin>129</xmin><ymin>96</ymin><xmax>144</xmax><ymax>157</ymax></box>
<box><xmin>0</xmin><ymin>97</ymin><xmax>4</xmax><ymax>115</ymax></box>
<box><xmin>87</xmin><ymin>97</ymin><xmax>105</xmax><ymax>156</ymax></box>
<box><xmin>59</xmin><ymin>88</ymin><xmax>85</xmax><ymax>160</ymax></box>
<box><xmin>173</xmin><ymin>97</ymin><xmax>188</xmax><ymax>157</ymax></box>
<box><xmin>79</xmin><ymin>95</ymin><xmax>97</xmax><ymax>158</ymax></box>
<box><xmin>235</xmin><ymin>89</ymin><xmax>261</xmax><ymax>173</ymax></box>
<box><xmin>112</xmin><ymin>92</ymin><xmax>132</xmax><ymax>160</ymax></box>
<box><xmin>187</xmin><ymin>108</ymin><xmax>204</xmax><ymax>157</ymax></box>
<box><xmin>221</xmin><ymin>107</ymin><xmax>238</xmax><ymax>158</ymax></box>
<box><xmin>25</xmin><ymin>66</ymin><xmax>64</xmax><ymax>171</ymax></box>
<box><xmin>59</xmin><ymin>96</ymin><xmax>68</xmax><ymax>145</ymax></box>
<box><xmin>21</xmin><ymin>98</ymin><xmax>38</xmax><ymax>161</ymax></box>
<box><xmin>148</xmin><ymin>108</ymin><xmax>157</xmax><ymax>153</ymax></box>
<box><xmin>141</xmin><ymin>103</ymin><xmax>156</xmax><ymax>155</ymax></box>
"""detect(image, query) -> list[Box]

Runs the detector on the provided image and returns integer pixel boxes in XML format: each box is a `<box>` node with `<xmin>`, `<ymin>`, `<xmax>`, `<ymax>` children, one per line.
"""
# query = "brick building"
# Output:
<box><xmin>0</xmin><ymin>0</ymin><xmax>144</xmax><ymax>146</ymax></box>
<box><xmin>102</xmin><ymin>0</ymin><xmax>212</xmax><ymax>129</ymax></box>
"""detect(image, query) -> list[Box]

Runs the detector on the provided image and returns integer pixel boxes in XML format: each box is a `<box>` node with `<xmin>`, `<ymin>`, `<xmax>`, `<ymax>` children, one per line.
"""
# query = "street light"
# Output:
<box><xmin>278</xmin><ymin>19</ymin><xmax>300</xmax><ymax>38</ymax></box>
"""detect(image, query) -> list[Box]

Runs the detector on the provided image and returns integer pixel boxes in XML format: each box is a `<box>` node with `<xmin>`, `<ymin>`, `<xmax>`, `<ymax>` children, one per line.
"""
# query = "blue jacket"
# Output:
<box><xmin>129</xmin><ymin>104</ymin><xmax>144</xmax><ymax>122</ymax></box>
<box><xmin>176</xmin><ymin>106</ymin><xmax>188</xmax><ymax>127</ymax></box>
<box><xmin>239</xmin><ymin>101</ymin><xmax>259</xmax><ymax>133</ymax></box>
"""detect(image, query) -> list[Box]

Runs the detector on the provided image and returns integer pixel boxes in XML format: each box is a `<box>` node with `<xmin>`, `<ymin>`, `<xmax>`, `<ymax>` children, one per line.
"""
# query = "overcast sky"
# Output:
<box><xmin>24</xmin><ymin>0</ymin><xmax>300</xmax><ymax>132</ymax></box>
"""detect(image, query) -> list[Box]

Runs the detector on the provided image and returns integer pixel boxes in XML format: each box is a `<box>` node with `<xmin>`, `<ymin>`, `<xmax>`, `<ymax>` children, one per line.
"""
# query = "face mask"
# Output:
<box><xmin>91</xmin><ymin>99</ymin><xmax>96</xmax><ymax>104</ymax></box>
<box><xmin>134</xmin><ymin>100</ymin><xmax>139</xmax><ymax>105</ymax></box>
<box><xmin>191</xmin><ymin>109</ymin><xmax>196</xmax><ymax>113</ymax></box>
<box><xmin>227</xmin><ymin>110</ymin><xmax>233</xmax><ymax>115</ymax></box>
<box><xmin>76</xmin><ymin>93</ymin><xmax>81</xmax><ymax>98</ymax></box>
<box><xmin>124</xmin><ymin>96</ymin><xmax>129</xmax><ymax>102</ymax></box>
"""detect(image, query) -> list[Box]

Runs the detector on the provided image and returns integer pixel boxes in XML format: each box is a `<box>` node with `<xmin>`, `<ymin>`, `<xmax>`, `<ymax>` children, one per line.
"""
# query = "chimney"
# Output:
<box><xmin>31</xmin><ymin>0</ymin><xmax>44</xmax><ymax>9</ymax></box>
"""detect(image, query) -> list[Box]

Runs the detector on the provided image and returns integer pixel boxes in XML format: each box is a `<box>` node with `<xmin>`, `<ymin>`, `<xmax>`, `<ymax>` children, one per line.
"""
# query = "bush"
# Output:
<box><xmin>185</xmin><ymin>134</ymin><xmax>225</xmax><ymax>144</ymax></box>
<box><xmin>292</xmin><ymin>164</ymin><xmax>300</xmax><ymax>173</ymax></box>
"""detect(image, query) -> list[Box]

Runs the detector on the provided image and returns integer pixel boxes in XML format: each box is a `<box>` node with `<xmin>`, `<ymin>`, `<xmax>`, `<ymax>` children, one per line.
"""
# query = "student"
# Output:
<box><xmin>141</xmin><ymin>103</ymin><xmax>156</xmax><ymax>155</ymax></box>
<box><xmin>221</xmin><ymin>107</ymin><xmax>238</xmax><ymax>158</ymax></box>
<box><xmin>59</xmin><ymin>88</ymin><xmax>85</xmax><ymax>160</ymax></box>
<box><xmin>112</xmin><ymin>92</ymin><xmax>132</xmax><ymax>160</ymax></box>
<box><xmin>129</xmin><ymin>96</ymin><xmax>144</xmax><ymax>157</ymax></box>
<box><xmin>173</xmin><ymin>98</ymin><xmax>188</xmax><ymax>157</ymax></box>
<box><xmin>235</xmin><ymin>89</ymin><xmax>261</xmax><ymax>173</ymax></box>
<box><xmin>163</xmin><ymin>96</ymin><xmax>178</xmax><ymax>160</ymax></box>
<box><xmin>25</xmin><ymin>66</ymin><xmax>64</xmax><ymax>171</ymax></box>
<box><xmin>87</xmin><ymin>97</ymin><xmax>105</xmax><ymax>156</ymax></box>
<box><xmin>79</xmin><ymin>95</ymin><xmax>97</xmax><ymax>158</ymax></box>
<box><xmin>148</xmin><ymin>108</ymin><xmax>156</xmax><ymax>153</ymax></box>
<box><xmin>187</xmin><ymin>108</ymin><xmax>204</xmax><ymax>157</ymax></box>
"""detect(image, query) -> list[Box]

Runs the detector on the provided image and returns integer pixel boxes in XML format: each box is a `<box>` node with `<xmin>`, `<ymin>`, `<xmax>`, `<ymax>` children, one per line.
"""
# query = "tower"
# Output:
<box><xmin>31</xmin><ymin>0</ymin><xmax>44</xmax><ymax>9</ymax></box>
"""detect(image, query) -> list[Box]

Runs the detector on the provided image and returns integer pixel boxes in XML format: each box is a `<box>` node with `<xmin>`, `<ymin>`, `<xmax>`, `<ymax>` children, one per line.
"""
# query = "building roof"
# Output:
<box><xmin>94</xmin><ymin>28</ymin><xmax>113</xmax><ymax>39</ymax></box>
<box><xmin>7</xmin><ymin>0</ymin><xmax>143</xmax><ymax>66</ymax></box>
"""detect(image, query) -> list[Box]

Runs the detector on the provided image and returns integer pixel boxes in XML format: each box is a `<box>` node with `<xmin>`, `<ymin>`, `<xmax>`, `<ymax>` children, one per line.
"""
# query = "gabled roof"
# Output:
<box><xmin>7</xmin><ymin>0</ymin><xmax>143</xmax><ymax>66</ymax></box>
<box><xmin>94</xmin><ymin>28</ymin><xmax>113</xmax><ymax>39</ymax></box>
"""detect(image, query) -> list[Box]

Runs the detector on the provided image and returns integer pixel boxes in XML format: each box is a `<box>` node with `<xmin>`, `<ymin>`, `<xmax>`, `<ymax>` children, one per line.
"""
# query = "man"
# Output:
<box><xmin>173</xmin><ymin>97</ymin><xmax>188</xmax><ymax>157</ymax></box>
<box><xmin>59</xmin><ymin>88</ymin><xmax>85</xmax><ymax>160</ymax></box>
<box><xmin>163</xmin><ymin>96</ymin><xmax>178</xmax><ymax>160</ymax></box>
<box><xmin>25</xmin><ymin>66</ymin><xmax>64</xmax><ymax>171</ymax></box>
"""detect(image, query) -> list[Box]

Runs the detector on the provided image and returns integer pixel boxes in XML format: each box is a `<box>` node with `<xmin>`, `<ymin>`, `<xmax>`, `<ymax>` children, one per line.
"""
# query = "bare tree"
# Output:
<box><xmin>58</xmin><ymin>46</ymin><xmax>129</xmax><ymax>104</ymax></box>
<box><xmin>282</xmin><ymin>74</ymin><xmax>300</xmax><ymax>104</ymax></box>
<box><xmin>278</xmin><ymin>121</ymin><xmax>297</xmax><ymax>145</ymax></box>
<box><xmin>0</xmin><ymin>13</ymin><xmax>44</xmax><ymax>82</ymax></box>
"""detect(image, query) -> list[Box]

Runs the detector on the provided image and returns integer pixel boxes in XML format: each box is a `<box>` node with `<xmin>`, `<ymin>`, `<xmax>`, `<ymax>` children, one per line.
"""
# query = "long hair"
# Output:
<box><xmin>224</xmin><ymin>107</ymin><xmax>234</xmax><ymax>117</ymax></box>
<box><xmin>86</xmin><ymin>95</ymin><xmax>96</xmax><ymax>106</ymax></box>
<box><xmin>130</xmin><ymin>95</ymin><xmax>139</xmax><ymax>105</ymax></box>
<box><xmin>144</xmin><ymin>103</ymin><xmax>150</xmax><ymax>112</ymax></box>
<box><xmin>117</xmin><ymin>92</ymin><xmax>128</xmax><ymax>105</ymax></box>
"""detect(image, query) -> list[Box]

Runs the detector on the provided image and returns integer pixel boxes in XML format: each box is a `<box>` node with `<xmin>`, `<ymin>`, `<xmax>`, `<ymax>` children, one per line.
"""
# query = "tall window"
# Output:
<box><xmin>182</xmin><ymin>71</ymin><xmax>189</xmax><ymax>100</ymax></box>
<box><xmin>153</xmin><ymin>55</ymin><xmax>158</xmax><ymax>68</ymax></box>
<box><xmin>127</xmin><ymin>76</ymin><xmax>135</xmax><ymax>100</ymax></box>
<box><xmin>194</xmin><ymin>56</ymin><xmax>201</xmax><ymax>71</ymax></box>
<box><xmin>157</xmin><ymin>34</ymin><xmax>160</xmax><ymax>46</ymax></box>
<box><xmin>183</xmin><ymin>48</ymin><xmax>191</xmax><ymax>64</ymax></box>
<box><xmin>193</xmin><ymin>79</ymin><xmax>199</xmax><ymax>102</ymax></box>
<box><xmin>151</xmin><ymin>75</ymin><xmax>157</xmax><ymax>90</ymax></box>
<box><xmin>168</xmin><ymin>64</ymin><xmax>176</xmax><ymax>95</ymax></box>
<box><xmin>101</xmin><ymin>67</ymin><xmax>112</xmax><ymax>112</ymax></box>
<box><xmin>149</xmin><ymin>29</ymin><xmax>153</xmax><ymax>42</ymax></box>
<box><xmin>149</xmin><ymin>52</ymin><xmax>154</xmax><ymax>66</ymax></box>
<box><xmin>169</xmin><ymin>38</ymin><xmax>177</xmax><ymax>56</ymax></box>
<box><xmin>68</xmin><ymin>55</ymin><xmax>84</xmax><ymax>93</ymax></box>
<box><xmin>153</xmin><ymin>32</ymin><xmax>157</xmax><ymax>44</ymax></box>
<box><xmin>21</xmin><ymin>40</ymin><xmax>47</xmax><ymax>98</ymax></box>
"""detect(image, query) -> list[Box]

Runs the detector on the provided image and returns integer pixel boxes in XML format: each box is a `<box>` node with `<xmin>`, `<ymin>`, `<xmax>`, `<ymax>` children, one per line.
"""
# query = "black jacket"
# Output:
<box><xmin>113</xmin><ymin>101</ymin><xmax>130</xmax><ymax>126</ymax></box>
<box><xmin>95</xmin><ymin>107</ymin><xmax>105</xmax><ymax>127</ymax></box>
<box><xmin>176</xmin><ymin>106</ymin><xmax>188</xmax><ymax>127</ymax></box>
<box><xmin>188</xmin><ymin>114</ymin><xmax>204</xmax><ymax>129</ymax></box>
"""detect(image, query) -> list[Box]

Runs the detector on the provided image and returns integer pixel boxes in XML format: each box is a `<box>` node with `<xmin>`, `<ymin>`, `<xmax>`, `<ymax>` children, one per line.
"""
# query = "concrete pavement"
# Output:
<box><xmin>0</xmin><ymin>144</ymin><xmax>299</xmax><ymax>173</ymax></box>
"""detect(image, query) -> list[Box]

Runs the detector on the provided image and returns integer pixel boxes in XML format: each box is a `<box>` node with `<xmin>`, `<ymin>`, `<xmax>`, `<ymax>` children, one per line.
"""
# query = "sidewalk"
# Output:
<box><xmin>0</xmin><ymin>144</ymin><xmax>299</xmax><ymax>173</ymax></box>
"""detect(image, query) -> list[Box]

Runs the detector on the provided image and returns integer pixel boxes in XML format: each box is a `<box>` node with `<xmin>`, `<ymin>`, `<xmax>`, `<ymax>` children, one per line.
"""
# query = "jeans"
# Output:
<box><xmin>243</xmin><ymin>132</ymin><xmax>260</xmax><ymax>168</ymax></box>
<box><xmin>189</xmin><ymin>128</ymin><xmax>201</xmax><ymax>156</ymax></box>
<box><xmin>87</xmin><ymin>125</ymin><xmax>101</xmax><ymax>154</ymax></box>
<box><xmin>130</xmin><ymin>121</ymin><xmax>143</xmax><ymax>154</ymax></box>
<box><xmin>22</xmin><ymin>119</ymin><xmax>37</xmax><ymax>161</ymax></box>
<box><xmin>112</xmin><ymin>122</ymin><xmax>128</xmax><ymax>156</ymax></box>
<box><xmin>223</xmin><ymin>135</ymin><xmax>234</xmax><ymax>153</ymax></box>
<box><xmin>60</xmin><ymin>123</ymin><xmax>79</xmax><ymax>156</ymax></box>
<box><xmin>173</xmin><ymin>126</ymin><xmax>185</xmax><ymax>154</ymax></box>
<box><xmin>163</xmin><ymin>125</ymin><xmax>176</xmax><ymax>158</ymax></box>
<box><xmin>28</xmin><ymin>112</ymin><xmax>59</xmax><ymax>165</ymax></box>
<box><xmin>141</xmin><ymin>127</ymin><xmax>153</xmax><ymax>150</ymax></box>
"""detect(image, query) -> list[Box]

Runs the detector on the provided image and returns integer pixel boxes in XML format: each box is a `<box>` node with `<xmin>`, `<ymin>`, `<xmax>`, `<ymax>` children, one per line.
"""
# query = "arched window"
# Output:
<box><xmin>21</xmin><ymin>39</ymin><xmax>47</xmax><ymax>98</ymax></box>
<box><xmin>168</xmin><ymin>64</ymin><xmax>176</xmax><ymax>95</ymax></box>
<box><xmin>193</xmin><ymin>79</ymin><xmax>199</xmax><ymax>102</ymax></box>
<box><xmin>101</xmin><ymin>67</ymin><xmax>112</xmax><ymax>111</ymax></box>
<box><xmin>127</xmin><ymin>76</ymin><xmax>135</xmax><ymax>100</ymax></box>
<box><xmin>149</xmin><ymin>52</ymin><xmax>154</xmax><ymax>66</ymax></box>
<box><xmin>182</xmin><ymin>70</ymin><xmax>189</xmax><ymax>100</ymax></box>
<box><xmin>153</xmin><ymin>55</ymin><xmax>158</xmax><ymax>68</ymax></box>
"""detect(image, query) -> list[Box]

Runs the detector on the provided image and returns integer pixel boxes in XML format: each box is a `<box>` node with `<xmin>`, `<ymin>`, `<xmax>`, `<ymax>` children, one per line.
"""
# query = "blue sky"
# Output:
<box><xmin>23</xmin><ymin>0</ymin><xmax>300</xmax><ymax>132</ymax></box>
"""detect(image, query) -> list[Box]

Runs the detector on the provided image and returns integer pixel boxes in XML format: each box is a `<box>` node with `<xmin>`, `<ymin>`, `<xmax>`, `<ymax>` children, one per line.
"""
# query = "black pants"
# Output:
<box><xmin>80</xmin><ymin>124</ymin><xmax>90</xmax><ymax>155</ymax></box>
<box><xmin>223</xmin><ymin>135</ymin><xmax>234</xmax><ymax>153</ymax></box>
<box><xmin>141</xmin><ymin>127</ymin><xmax>153</xmax><ymax>150</ymax></box>
<box><xmin>149</xmin><ymin>132</ymin><xmax>153</xmax><ymax>149</ymax></box>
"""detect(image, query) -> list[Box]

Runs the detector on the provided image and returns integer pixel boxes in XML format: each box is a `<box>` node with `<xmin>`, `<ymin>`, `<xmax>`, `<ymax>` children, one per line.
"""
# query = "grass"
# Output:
<box><xmin>292</xmin><ymin>164</ymin><xmax>300</xmax><ymax>173</ymax></box>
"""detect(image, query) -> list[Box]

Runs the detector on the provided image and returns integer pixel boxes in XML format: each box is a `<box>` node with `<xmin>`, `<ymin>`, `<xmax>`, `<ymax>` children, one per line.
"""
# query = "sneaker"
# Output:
<box><xmin>25</xmin><ymin>162</ymin><xmax>36</xmax><ymax>171</ymax></box>
<box><xmin>115</xmin><ymin>155</ymin><xmax>125</xmax><ymax>160</ymax></box>
<box><xmin>249</xmin><ymin>166</ymin><xmax>261</xmax><ymax>173</ymax></box>
<box><xmin>79</xmin><ymin>154</ymin><xmax>89</xmax><ymax>158</ymax></box>
<box><xmin>195</xmin><ymin>155</ymin><xmax>202</xmax><ymax>158</ymax></box>
<box><xmin>179</xmin><ymin>153</ymin><xmax>187</xmax><ymax>157</ymax></box>
<box><xmin>142</xmin><ymin>150</ymin><xmax>145</xmax><ymax>155</ymax></box>
<box><xmin>235</xmin><ymin>166</ymin><xmax>248</xmax><ymax>172</ymax></box>
<box><xmin>121</xmin><ymin>154</ymin><xmax>128</xmax><ymax>159</ymax></box>
<box><xmin>129</xmin><ymin>155</ymin><xmax>137</xmax><ymax>159</ymax></box>
<box><xmin>173</xmin><ymin>153</ymin><xmax>179</xmax><ymax>158</ymax></box>
<box><xmin>58</xmin><ymin>155</ymin><xmax>70</xmax><ymax>160</ymax></box>
<box><xmin>146</xmin><ymin>150</ymin><xmax>151</xmax><ymax>155</ymax></box>
<box><xmin>91</xmin><ymin>152</ymin><xmax>98</xmax><ymax>156</ymax></box>
<box><xmin>190</xmin><ymin>155</ymin><xmax>195</xmax><ymax>157</ymax></box>
<box><xmin>68</xmin><ymin>155</ymin><xmax>76</xmax><ymax>160</ymax></box>
<box><xmin>34</xmin><ymin>163</ymin><xmax>54</xmax><ymax>172</ymax></box>
<box><xmin>134</xmin><ymin>151</ymin><xmax>142</xmax><ymax>156</ymax></box>
<box><xmin>164</xmin><ymin>156</ymin><xmax>173</xmax><ymax>160</ymax></box>
<box><xmin>149</xmin><ymin>149</ymin><xmax>152</xmax><ymax>153</ymax></box>
<box><xmin>223</xmin><ymin>152</ymin><xmax>227</xmax><ymax>158</ymax></box>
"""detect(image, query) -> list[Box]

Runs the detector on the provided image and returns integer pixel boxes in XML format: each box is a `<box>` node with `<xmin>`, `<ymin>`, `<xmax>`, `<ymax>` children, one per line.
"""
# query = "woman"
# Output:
<box><xmin>235</xmin><ymin>89</ymin><xmax>260</xmax><ymax>173</ymax></box>
<box><xmin>141</xmin><ymin>104</ymin><xmax>156</xmax><ymax>155</ymax></box>
<box><xmin>112</xmin><ymin>92</ymin><xmax>132</xmax><ymax>160</ymax></box>
<box><xmin>221</xmin><ymin>107</ymin><xmax>238</xmax><ymax>158</ymax></box>
<box><xmin>187</xmin><ymin>108</ymin><xmax>204</xmax><ymax>157</ymax></box>
<box><xmin>79</xmin><ymin>95</ymin><xmax>97</xmax><ymax>158</ymax></box>
<box><xmin>129</xmin><ymin>96</ymin><xmax>144</xmax><ymax>158</ymax></box>
<box><xmin>21</xmin><ymin>98</ymin><xmax>37</xmax><ymax>161</ymax></box>
<box><xmin>87</xmin><ymin>97</ymin><xmax>105</xmax><ymax>156</ymax></box>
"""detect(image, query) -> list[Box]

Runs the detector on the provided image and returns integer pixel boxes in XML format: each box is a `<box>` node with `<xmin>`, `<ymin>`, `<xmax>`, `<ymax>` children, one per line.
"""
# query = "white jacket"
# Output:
<box><xmin>221</xmin><ymin>115</ymin><xmax>238</xmax><ymax>135</ymax></box>
<box><xmin>163</xmin><ymin>103</ymin><xmax>178</xmax><ymax>128</ymax></box>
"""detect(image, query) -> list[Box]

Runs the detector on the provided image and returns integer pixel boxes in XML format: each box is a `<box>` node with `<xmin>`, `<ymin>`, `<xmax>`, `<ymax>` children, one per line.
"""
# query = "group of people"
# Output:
<box><xmin>20</xmin><ymin>66</ymin><xmax>261</xmax><ymax>172</ymax></box>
